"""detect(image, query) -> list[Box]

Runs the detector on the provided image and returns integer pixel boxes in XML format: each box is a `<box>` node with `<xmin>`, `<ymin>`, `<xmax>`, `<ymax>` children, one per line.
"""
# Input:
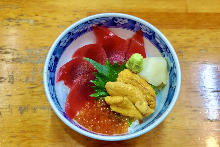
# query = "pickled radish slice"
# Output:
<box><xmin>139</xmin><ymin>57</ymin><xmax>168</xmax><ymax>86</ymax></box>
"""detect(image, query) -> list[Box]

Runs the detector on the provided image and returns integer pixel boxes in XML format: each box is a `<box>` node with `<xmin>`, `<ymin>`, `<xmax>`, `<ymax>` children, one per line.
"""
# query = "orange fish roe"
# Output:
<box><xmin>73</xmin><ymin>99</ymin><xmax>129</xmax><ymax>135</ymax></box>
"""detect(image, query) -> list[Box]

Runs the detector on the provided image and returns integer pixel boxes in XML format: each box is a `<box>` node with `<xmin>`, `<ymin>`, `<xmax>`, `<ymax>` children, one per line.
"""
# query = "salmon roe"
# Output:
<box><xmin>73</xmin><ymin>99</ymin><xmax>129</xmax><ymax>135</ymax></box>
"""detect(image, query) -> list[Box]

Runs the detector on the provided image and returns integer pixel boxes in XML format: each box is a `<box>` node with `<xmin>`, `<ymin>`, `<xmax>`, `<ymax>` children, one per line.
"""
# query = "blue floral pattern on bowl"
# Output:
<box><xmin>44</xmin><ymin>13</ymin><xmax>180</xmax><ymax>141</ymax></box>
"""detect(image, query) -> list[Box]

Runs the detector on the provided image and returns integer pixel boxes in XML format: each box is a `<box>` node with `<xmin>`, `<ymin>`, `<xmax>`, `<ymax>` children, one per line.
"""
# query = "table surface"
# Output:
<box><xmin>0</xmin><ymin>0</ymin><xmax>219</xmax><ymax>146</ymax></box>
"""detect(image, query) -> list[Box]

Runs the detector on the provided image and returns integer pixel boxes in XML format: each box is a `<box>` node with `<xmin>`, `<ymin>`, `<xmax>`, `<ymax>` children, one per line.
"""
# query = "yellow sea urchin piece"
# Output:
<box><xmin>105</xmin><ymin>96</ymin><xmax>143</xmax><ymax>119</ymax></box>
<box><xmin>117</xmin><ymin>69</ymin><xmax>156</xmax><ymax>109</ymax></box>
<box><xmin>105</xmin><ymin>80</ymin><xmax>155</xmax><ymax>118</ymax></box>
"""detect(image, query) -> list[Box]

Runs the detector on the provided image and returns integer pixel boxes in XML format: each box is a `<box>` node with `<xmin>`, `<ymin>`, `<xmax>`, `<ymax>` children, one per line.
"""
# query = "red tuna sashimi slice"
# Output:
<box><xmin>72</xmin><ymin>44</ymin><xmax>107</xmax><ymax>65</ymax></box>
<box><xmin>93</xmin><ymin>26</ymin><xmax>129</xmax><ymax>64</ymax></box>
<box><xmin>125</xmin><ymin>30</ymin><xmax>146</xmax><ymax>60</ymax></box>
<box><xmin>65</xmin><ymin>73</ymin><xmax>95</xmax><ymax>119</ymax></box>
<box><xmin>56</xmin><ymin>57</ymin><xmax>96</xmax><ymax>88</ymax></box>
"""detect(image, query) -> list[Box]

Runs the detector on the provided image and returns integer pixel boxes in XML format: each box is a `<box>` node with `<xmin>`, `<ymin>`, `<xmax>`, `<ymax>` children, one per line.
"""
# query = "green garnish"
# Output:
<box><xmin>128</xmin><ymin>118</ymin><xmax>133</xmax><ymax>127</ymax></box>
<box><xmin>150</xmin><ymin>84</ymin><xmax>159</xmax><ymax>95</ymax></box>
<box><xmin>84</xmin><ymin>57</ymin><xmax>126</xmax><ymax>99</ymax></box>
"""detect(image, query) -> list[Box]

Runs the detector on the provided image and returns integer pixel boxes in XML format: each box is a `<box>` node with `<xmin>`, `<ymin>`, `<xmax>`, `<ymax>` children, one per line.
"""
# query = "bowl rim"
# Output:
<box><xmin>43</xmin><ymin>13</ymin><xmax>181</xmax><ymax>141</ymax></box>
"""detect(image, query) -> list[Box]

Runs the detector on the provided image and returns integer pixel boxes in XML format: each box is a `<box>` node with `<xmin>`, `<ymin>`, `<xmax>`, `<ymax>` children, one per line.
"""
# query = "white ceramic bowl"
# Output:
<box><xmin>43</xmin><ymin>13</ymin><xmax>181</xmax><ymax>141</ymax></box>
